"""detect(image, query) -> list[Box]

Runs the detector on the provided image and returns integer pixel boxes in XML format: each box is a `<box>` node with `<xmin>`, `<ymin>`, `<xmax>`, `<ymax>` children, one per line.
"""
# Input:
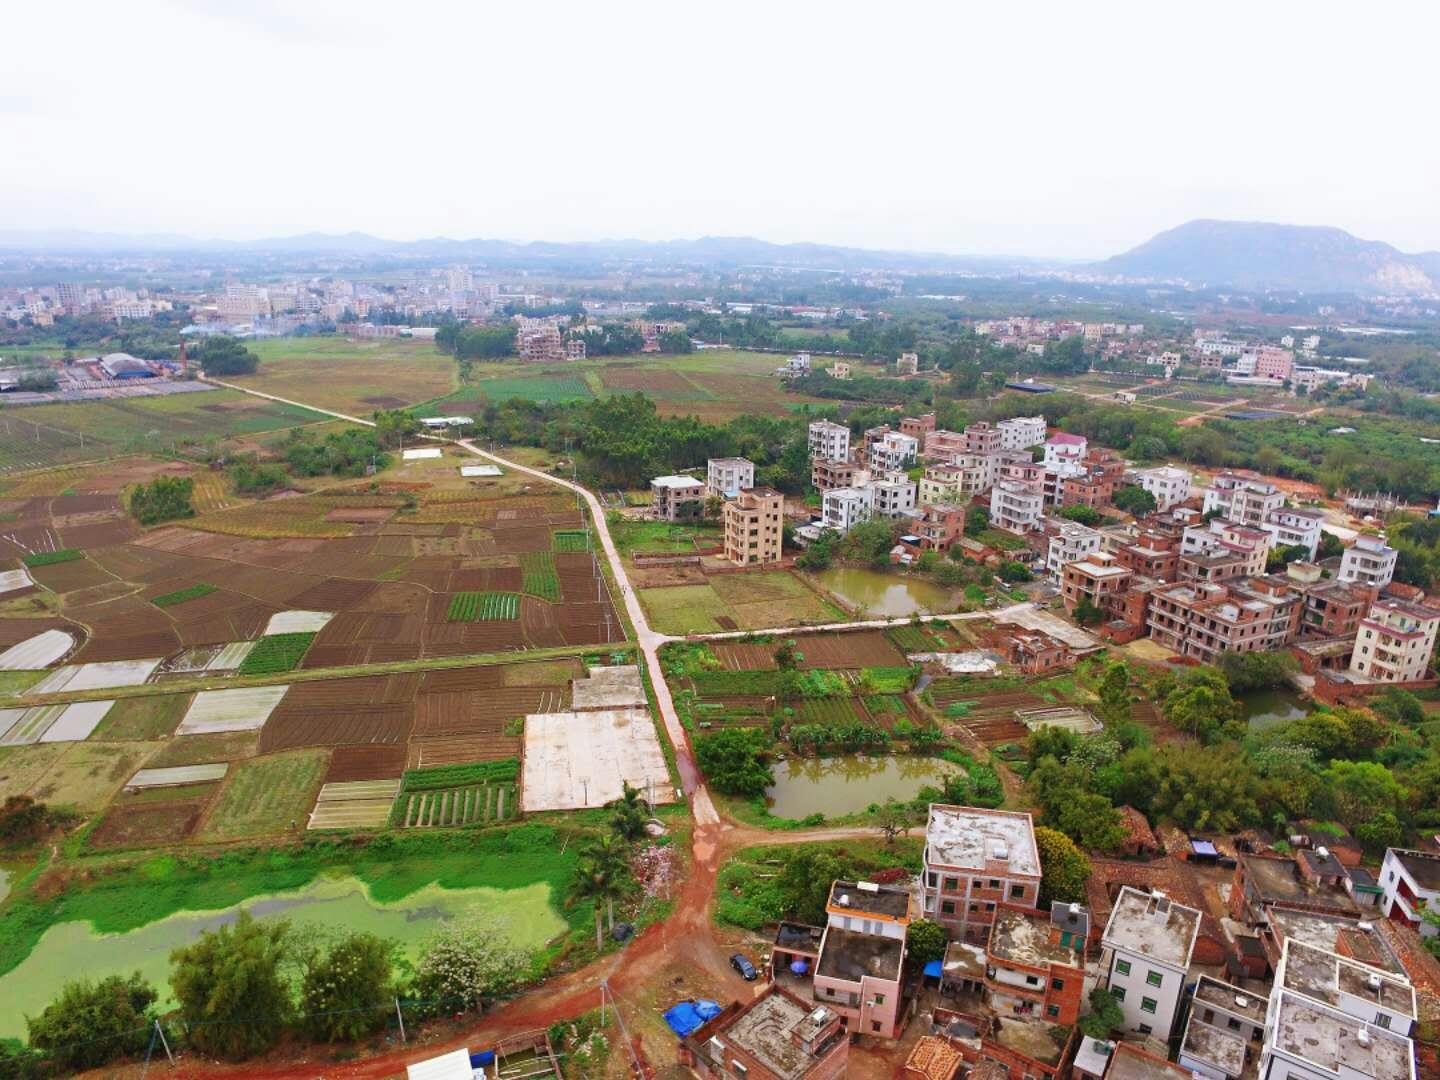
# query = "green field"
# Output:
<box><xmin>449</xmin><ymin>591</ymin><xmax>519</xmax><ymax>621</ymax></box>
<box><xmin>0</xmin><ymin>390</ymin><xmax>328</xmax><ymax>474</ymax></box>
<box><xmin>233</xmin><ymin>337</ymin><xmax>459</xmax><ymax>416</ymax></box>
<box><xmin>152</xmin><ymin>583</ymin><xmax>217</xmax><ymax>607</ymax></box>
<box><xmin>236</xmin><ymin>632</ymin><xmax>316</xmax><ymax>675</ymax></box>
<box><xmin>640</xmin><ymin>570</ymin><xmax>840</xmax><ymax>635</ymax></box>
<box><xmin>469</xmin><ymin>375</ymin><xmax>594</xmax><ymax>404</ymax></box>
<box><xmin>390</xmin><ymin>759</ymin><xmax>521</xmax><ymax>828</ymax></box>
<box><xmin>89</xmin><ymin>695</ymin><xmax>190</xmax><ymax>741</ymax></box>
<box><xmin>196</xmin><ymin>749</ymin><xmax>327</xmax><ymax>841</ymax></box>
<box><xmin>22</xmin><ymin>549</ymin><xmax>81</xmax><ymax>567</ymax></box>
<box><xmin>520</xmin><ymin>552</ymin><xmax>561</xmax><ymax>601</ymax></box>
<box><xmin>552</xmin><ymin>529</ymin><xmax>590</xmax><ymax>552</ymax></box>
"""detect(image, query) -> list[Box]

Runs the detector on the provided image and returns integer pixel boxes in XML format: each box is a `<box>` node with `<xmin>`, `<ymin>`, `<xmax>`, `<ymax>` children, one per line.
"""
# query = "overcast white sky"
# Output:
<box><xmin>5</xmin><ymin>1</ymin><xmax>1438</xmax><ymax>258</ymax></box>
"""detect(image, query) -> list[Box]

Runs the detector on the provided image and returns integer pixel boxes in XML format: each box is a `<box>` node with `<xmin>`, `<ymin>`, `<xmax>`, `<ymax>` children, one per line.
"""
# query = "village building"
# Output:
<box><xmin>707</xmin><ymin>457</ymin><xmax>755</xmax><ymax>498</ymax></box>
<box><xmin>723</xmin><ymin>488</ymin><xmax>784</xmax><ymax>565</ymax></box>
<box><xmin>1100</xmin><ymin>886</ymin><xmax>1202</xmax><ymax>1042</ymax></box>
<box><xmin>1339</xmin><ymin>534</ymin><xmax>1398</xmax><ymax>588</ymax></box>
<box><xmin>679</xmin><ymin>985</ymin><xmax>848</xmax><ymax>1080</ymax></box>
<box><xmin>922</xmin><ymin>805</ymin><xmax>1041</xmax><ymax>943</ymax></box>
<box><xmin>1349</xmin><ymin>598</ymin><xmax>1440</xmax><ymax>683</ymax></box>
<box><xmin>650</xmin><ymin>474</ymin><xmax>705</xmax><ymax>522</ymax></box>
<box><xmin>1380</xmin><ymin>848</ymin><xmax>1440</xmax><ymax>939</ymax></box>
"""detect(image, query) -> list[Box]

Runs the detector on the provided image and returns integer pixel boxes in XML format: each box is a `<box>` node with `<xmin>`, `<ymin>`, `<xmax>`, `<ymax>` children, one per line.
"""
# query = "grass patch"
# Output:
<box><xmin>0</xmin><ymin>670</ymin><xmax>46</xmax><ymax>698</ymax></box>
<box><xmin>152</xmin><ymin>583</ymin><xmax>217</xmax><ymax>608</ymax></box>
<box><xmin>196</xmin><ymin>749</ymin><xmax>327</xmax><ymax>841</ymax></box>
<box><xmin>399</xmin><ymin>759</ymin><xmax>520</xmax><ymax>792</ymax></box>
<box><xmin>448</xmin><ymin>591</ymin><xmax>481</xmax><ymax>621</ymax></box>
<box><xmin>22</xmin><ymin>549</ymin><xmax>81</xmax><ymax>567</ymax></box>
<box><xmin>520</xmin><ymin>552</ymin><xmax>561</xmax><ymax>601</ymax></box>
<box><xmin>89</xmin><ymin>695</ymin><xmax>190</xmax><ymax>741</ymax></box>
<box><xmin>236</xmin><ymin>632</ymin><xmax>316</xmax><ymax>676</ymax></box>
<box><xmin>715</xmin><ymin>838</ymin><xmax>922</xmax><ymax>930</ymax></box>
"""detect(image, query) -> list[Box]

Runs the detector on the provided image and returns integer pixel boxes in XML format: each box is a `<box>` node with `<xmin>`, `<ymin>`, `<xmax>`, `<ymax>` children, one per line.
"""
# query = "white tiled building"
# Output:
<box><xmin>1201</xmin><ymin>473</ymin><xmax>1285</xmax><ymax>526</ymax></box>
<box><xmin>1262</xmin><ymin>507</ymin><xmax>1325</xmax><ymax>561</ymax></box>
<box><xmin>1041</xmin><ymin>432</ymin><xmax>1087</xmax><ymax>468</ymax></box>
<box><xmin>1046</xmin><ymin>521</ymin><xmax>1102</xmax><ymax>582</ymax></box>
<box><xmin>1260</xmin><ymin>938</ymin><xmax>1417</xmax><ymax>1080</ymax></box>
<box><xmin>997</xmin><ymin>415</ymin><xmax>1047</xmax><ymax>450</ymax></box>
<box><xmin>868</xmin><ymin>432</ymin><xmax>918</xmax><ymax>473</ymax></box>
<box><xmin>1379</xmin><ymin>847</ymin><xmax>1440</xmax><ymax>939</ymax></box>
<box><xmin>1339</xmin><ymin>534</ymin><xmax>1398</xmax><ymax>589</ymax></box>
<box><xmin>989</xmin><ymin>480</ymin><xmax>1045</xmax><ymax>534</ymax></box>
<box><xmin>871</xmin><ymin>476</ymin><xmax>917</xmax><ymax>519</ymax></box>
<box><xmin>1134</xmin><ymin>465</ymin><xmax>1192</xmax><ymax>511</ymax></box>
<box><xmin>807</xmin><ymin>420</ymin><xmax>850</xmax><ymax>463</ymax></box>
<box><xmin>1100</xmin><ymin>887</ymin><xmax>1201</xmax><ymax>1043</ymax></box>
<box><xmin>1349</xmin><ymin>598</ymin><xmax>1440</xmax><ymax>683</ymax></box>
<box><xmin>822</xmin><ymin>486</ymin><xmax>874</xmax><ymax>533</ymax></box>
<box><xmin>706</xmin><ymin>457</ymin><xmax>755</xmax><ymax>498</ymax></box>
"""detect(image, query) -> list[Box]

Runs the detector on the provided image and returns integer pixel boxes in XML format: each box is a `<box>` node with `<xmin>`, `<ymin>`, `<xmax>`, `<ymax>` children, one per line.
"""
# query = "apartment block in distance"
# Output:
<box><xmin>724</xmin><ymin>488</ymin><xmax>784</xmax><ymax>565</ymax></box>
<box><xmin>921</xmin><ymin>805</ymin><xmax>1041</xmax><ymax>943</ymax></box>
<box><xmin>998</xmin><ymin>415</ymin><xmax>1047</xmax><ymax>450</ymax></box>
<box><xmin>1349</xmin><ymin>598</ymin><xmax>1440</xmax><ymax>683</ymax></box>
<box><xmin>650</xmin><ymin>475</ymin><xmax>705</xmax><ymax>522</ymax></box>
<box><xmin>1100</xmin><ymin>886</ymin><xmax>1201</xmax><ymax>1042</ymax></box>
<box><xmin>990</xmin><ymin>479</ymin><xmax>1045</xmax><ymax>534</ymax></box>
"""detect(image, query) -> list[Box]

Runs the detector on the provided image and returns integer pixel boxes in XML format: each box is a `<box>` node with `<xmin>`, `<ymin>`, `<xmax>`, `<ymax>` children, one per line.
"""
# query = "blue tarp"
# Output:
<box><xmin>471</xmin><ymin>1051</ymin><xmax>496</xmax><ymax>1068</ymax></box>
<box><xmin>923</xmin><ymin>960</ymin><xmax>943</xmax><ymax>978</ymax></box>
<box><xmin>664</xmin><ymin>1000</ymin><xmax>723</xmax><ymax>1038</ymax></box>
<box><xmin>790</xmin><ymin>959</ymin><xmax>809</xmax><ymax>975</ymax></box>
<box><xmin>1190</xmin><ymin>839</ymin><xmax>1219</xmax><ymax>857</ymax></box>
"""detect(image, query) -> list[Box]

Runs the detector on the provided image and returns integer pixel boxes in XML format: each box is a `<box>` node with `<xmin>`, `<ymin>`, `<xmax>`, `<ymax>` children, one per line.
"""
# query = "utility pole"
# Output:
<box><xmin>395</xmin><ymin>997</ymin><xmax>407</xmax><ymax>1043</ymax></box>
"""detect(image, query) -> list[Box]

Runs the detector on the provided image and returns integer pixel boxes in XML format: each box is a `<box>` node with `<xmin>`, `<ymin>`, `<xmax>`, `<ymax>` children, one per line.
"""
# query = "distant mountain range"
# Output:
<box><xmin>4</xmin><ymin>220</ymin><xmax>1439</xmax><ymax>294</ymax></box>
<box><xmin>1095</xmin><ymin>219</ymin><xmax>1440</xmax><ymax>294</ymax></box>
<box><xmin>0</xmin><ymin>229</ymin><xmax>1049</xmax><ymax>274</ymax></box>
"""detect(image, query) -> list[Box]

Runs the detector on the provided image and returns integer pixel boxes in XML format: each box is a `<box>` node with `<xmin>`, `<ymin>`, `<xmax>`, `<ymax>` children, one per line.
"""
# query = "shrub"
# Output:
<box><xmin>22</xmin><ymin>548</ymin><xmax>81</xmax><ymax>567</ymax></box>
<box><xmin>695</xmin><ymin>728</ymin><xmax>775</xmax><ymax>797</ymax></box>
<box><xmin>26</xmin><ymin>973</ymin><xmax>157</xmax><ymax>1072</ymax></box>
<box><xmin>129</xmin><ymin>475</ymin><xmax>195</xmax><ymax>526</ymax></box>
<box><xmin>169</xmin><ymin>911</ymin><xmax>291</xmax><ymax>1060</ymax></box>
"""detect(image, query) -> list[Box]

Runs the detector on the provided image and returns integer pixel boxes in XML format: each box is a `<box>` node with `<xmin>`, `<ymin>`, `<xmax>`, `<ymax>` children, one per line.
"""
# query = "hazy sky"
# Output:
<box><xmin>6</xmin><ymin>1</ymin><xmax>1439</xmax><ymax>258</ymax></box>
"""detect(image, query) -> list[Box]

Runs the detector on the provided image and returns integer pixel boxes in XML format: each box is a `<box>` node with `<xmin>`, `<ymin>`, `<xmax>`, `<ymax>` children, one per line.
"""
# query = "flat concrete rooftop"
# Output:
<box><xmin>1280</xmin><ymin>939</ymin><xmax>1415</xmax><ymax>1018</ymax></box>
<box><xmin>815</xmin><ymin>926</ymin><xmax>903</xmax><ymax>984</ymax></box>
<box><xmin>1101</xmin><ymin>887</ymin><xmax>1200</xmax><ymax>970</ymax></box>
<box><xmin>1271</xmin><ymin>991</ymin><xmax>1414</xmax><ymax>1080</ymax></box>
<box><xmin>925</xmin><ymin>804</ymin><xmax>1039</xmax><ymax>878</ymax></box>
<box><xmin>989</xmin><ymin>906</ymin><xmax>1082</xmax><ymax>970</ymax></box>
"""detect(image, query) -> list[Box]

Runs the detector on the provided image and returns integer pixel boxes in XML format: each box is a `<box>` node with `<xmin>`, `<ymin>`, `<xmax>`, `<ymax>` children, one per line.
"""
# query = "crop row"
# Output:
<box><xmin>237</xmin><ymin>632</ymin><xmax>317</xmax><ymax>675</ymax></box>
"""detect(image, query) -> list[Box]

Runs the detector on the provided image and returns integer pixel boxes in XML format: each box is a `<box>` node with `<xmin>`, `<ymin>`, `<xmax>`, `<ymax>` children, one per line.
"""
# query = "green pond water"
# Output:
<box><xmin>1240</xmin><ymin>687</ymin><xmax>1309</xmax><ymax>731</ymax></box>
<box><xmin>0</xmin><ymin>877</ymin><xmax>564</xmax><ymax>1039</ymax></box>
<box><xmin>765</xmin><ymin>755</ymin><xmax>960</xmax><ymax>819</ymax></box>
<box><xmin>811</xmin><ymin>568</ymin><xmax>955</xmax><ymax>618</ymax></box>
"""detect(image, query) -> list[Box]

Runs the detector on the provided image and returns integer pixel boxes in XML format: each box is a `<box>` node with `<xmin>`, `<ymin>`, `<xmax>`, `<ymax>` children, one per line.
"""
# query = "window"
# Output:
<box><xmin>871</xmin><ymin>1022</ymin><xmax>881</xmax><ymax>1033</ymax></box>
<box><xmin>1059</xmin><ymin>931</ymin><xmax>1072</xmax><ymax>948</ymax></box>
<box><xmin>944</xmin><ymin>877</ymin><xmax>959</xmax><ymax>891</ymax></box>
<box><xmin>941</xmin><ymin>901</ymin><xmax>955</xmax><ymax>915</ymax></box>
<box><xmin>1228</xmin><ymin>1017</ymin><xmax>1240</xmax><ymax>1031</ymax></box>
<box><xmin>927</xmin><ymin>872</ymin><xmax>937</xmax><ymax>887</ymax></box>
<box><xmin>985</xmin><ymin>902</ymin><xmax>995</xmax><ymax>912</ymax></box>
<box><xmin>1112</xmin><ymin>987</ymin><xmax>1126</xmax><ymax>1002</ymax></box>
<box><xmin>1137</xmin><ymin>1023</ymin><xmax>1152</xmax><ymax>1036</ymax></box>
<box><xmin>1146</xmin><ymin>970</ymin><xmax>1163</xmax><ymax>988</ymax></box>
<box><xmin>1025</xmin><ymin>975</ymin><xmax>1040</xmax><ymax>986</ymax></box>
<box><xmin>989</xmin><ymin>879</ymin><xmax>1000</xmax><ymax>889</ymax></box>
<box><xmin>1047</xmin><ymin>1005</ymin><xmax>1060</xmax><ymax>1018</ymax></box>
<box><xmin>1141</xmin><ymin>997</ymin><xmax>1158</xmax><ymax>1014</ymax></box>
<box><xmin>970</xmin><ymin>903</ymin><xmax>979</xmax><ymax>913</ymax></box>
<box><xmin>1377</xmin><ymin>1014</ymin><xmax>1391</xmax><ymax>1030</ymax></box>
<box><xmin>1115</xmin><ymin>959</ymin><xmax>1131</xmax><ymax>977</ymax></box>
<box><xmin>1010</xmin><ymin>885</ymin><xmax>1025</xmax><ymax>899</ymax></box>
<box><xmin>1051</xmin><ymin>979</ymin><xmax>1064</xmax><ymax>992</ymax></box>
<box><xmin>873</xmin><ymin>994</ymin><xmax>885</xmax><ymax>1006</ymax></box>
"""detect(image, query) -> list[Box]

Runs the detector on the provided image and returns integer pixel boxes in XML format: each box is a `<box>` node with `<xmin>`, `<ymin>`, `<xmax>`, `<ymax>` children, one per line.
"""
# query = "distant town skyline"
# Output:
<box><xmin>5</xmin><ymin>2</ymin><xmax>1439</xmax><ymax>258</ymax></box>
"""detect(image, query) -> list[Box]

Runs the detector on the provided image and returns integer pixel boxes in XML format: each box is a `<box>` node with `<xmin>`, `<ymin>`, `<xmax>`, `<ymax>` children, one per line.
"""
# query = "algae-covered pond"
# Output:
<box><xmin>764</xmin><ymin>754</ymin><xmax>960</xmax><ymax>819</ymax></box>
<box><xmin>0</xmin><ymin>876</ymin><xmax>564</xmax><ymax>1038</ymax></box>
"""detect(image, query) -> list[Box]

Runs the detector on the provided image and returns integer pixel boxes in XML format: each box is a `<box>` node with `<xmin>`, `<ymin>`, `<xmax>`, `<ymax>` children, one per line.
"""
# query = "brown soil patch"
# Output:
<box><xmin>289</xmin><ymin>578</ymin><xmax>378</xmax><ymax>610</ymax></box>
<box><xmin>26</xmin><ymin>558</ymin><xmax>114</xmax><ymax>592</ymax></box>
<box><xmin>324</xmin><ymin>744</ymin><xmax>408</xmax><ymax>783</ymax></box>
<box><xmin>711</xmin><ymin>643</ymin><xmax>778</xmax><ymax>670</ymax></box>
<box><xmin>407</xmin><ymin>734</ymin><xmax>523</xmax><ymax>768</ymax></box>
<box><xmin>795</xmin><ymin>631</ymin><xmax>905</xmax><ymax>669</ymax></box>
<box><xmin>362</xmin><ymin>395</ymin><xmax>407</xmax><ymax>408</ymax></box>
<box><xmin>88</xmin><ymin>798</ymin><xmax>208</xmax><ymax>849</ymax></box>
<box><xmin>59</xmin><ymin>520</ymin><xmax>140</xmax><ymax>549</ymax></box>
<box><xmin>323</xmin><ymin>507</ymin><xmax>396</xmax><ymax>524</ymax></box>
<box><xmin>259</xmin><ymin>705</ymin><xmax>413</xmax><ymax>752</ymax></box>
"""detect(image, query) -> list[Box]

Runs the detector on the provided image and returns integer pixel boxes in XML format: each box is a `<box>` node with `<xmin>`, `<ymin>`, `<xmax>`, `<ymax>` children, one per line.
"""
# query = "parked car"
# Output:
<box><xmin>730</xmin><ymin>952</ymin><xmax>757</xmax><ymax>980</ymax></box>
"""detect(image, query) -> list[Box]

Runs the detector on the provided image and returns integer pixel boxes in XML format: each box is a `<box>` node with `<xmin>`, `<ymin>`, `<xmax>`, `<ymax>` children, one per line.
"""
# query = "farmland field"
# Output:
<box><xmin>25</xmin><ymin>742</ymin><xmax>157</xmax><ymax>812</ymax></box>
<box><xmin>520</xmin><ymin>552</ymin><xmax>561</xmax><ymax>601</ymax></box>
<box><xmin>0</xmin><ymin>390</ymin><xmax>328</xmax><ymax>474</ymax></box>
<box><xmin>197</xmin><ymin>748</ymin><xmax>328</xmax><ymax>841</ymax></box>
<box><xmin>236</xmin><ymin>632</ymin><xmax>316</xmax><ymax>675</ymax></box>
<box><xmin>391</xmin><ymin>759</ymin><xmax>520</xmax><ymax>828</ymax></box>
<box><xmin>640</xmin><ymin>570</ymin><xmax>839</xmax><ymax>635</ymax></box>
<box><xmin>232</xmin><ymin>337</ymin><xmax>459</xmax><ymax>415</ymax></box>
<box><xmin>90</xmin><ymin>694</ymin><xmax>191</xmax><ymax>741</ymax></box>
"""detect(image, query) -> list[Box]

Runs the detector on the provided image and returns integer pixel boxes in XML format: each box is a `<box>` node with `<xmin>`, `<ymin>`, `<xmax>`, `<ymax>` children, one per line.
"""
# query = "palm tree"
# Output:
<box><xmin>584</xmin><ymin>834</ymin><xmax>631</xmax><ymax>931</ymax></box>
<box><xmin>609</xmin><ymin>781</ymin><xmax>649</xmax><ymax>843</ymax></box>
<box><xmin>569</xmin><ymin>855</ymin><xmax>613</xmax><ymax>950</ymax></box>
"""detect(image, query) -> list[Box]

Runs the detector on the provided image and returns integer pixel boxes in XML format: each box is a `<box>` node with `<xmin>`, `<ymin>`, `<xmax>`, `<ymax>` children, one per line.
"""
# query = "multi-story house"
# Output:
<box><xmin>997</xmin><ymin>415</ymin><xmax>1047</xmax><ymax>450</ymax></box>
<box><xmin>921</xmin><ymin>805</ymin><xmax>1041</xmax><ymax>944</ymax></box>
<box><xmin>822</xmin><ymin>486</ymin><xmax>874</xmax><ymax>534</ymax></box>
<box><xmin>871</xmin><ymin>475</ymin><xmax>917</xmax><ymax>519</ymax></box>
<box><xmin>1379</xmin><ymin>848</ymin><xmax>1440</xmax><ymax>938</ymax></box>
<box><xmin>1260</xmin><ymin>938</ymin><xmax>1417</xmax><ymax>1080</ymax></box>
<box><xmin>680</xmin><ymin>985</ymin><xmax>848</xmax><ymax>1080</ymax></box>
<box><xmin>895</xmin><ymin>352</ymin><xmax>919</xmax><ymax>376</ymax></box>
<box><xmin>899</xmin><ymin>413</ymin><xmax>935</xmax><ymax>440</ymax></box>
<box><xmin>1296</xmin><ymin>576</ymin><xmax>1372</xmax><ymax>640</ymax></box>
<box><xmin>1134</xmin><ymin>465</ymin><xmax>1193</xmax><ymax>511</ymax></box>
<box><xmin>868</xmin><ymin>432</ymin><xmax>918</xmax><ymax>473</ymax></box>
<box><xmin>1100</xmin><ymin>886</ymin><xmax>1202</xmax><ymax>1042</ymax></box>
<box><xmin>1201</xmin><ymin>473</ymin><xmax>1286</xmax><ymax>526</ymax></box>
<box><xmin>1263</xmin><ymin>507</ymin><xmax>1325</xmax><ymax>561</ymax></box>
<box><xmin>922</xmin><ymin>429</ymin><xmax>969</xmax><ymax>462</ymax></box>
<box><xmin>807</xmin><ymin>420</ymin><xmax>850</xmax><ymax>463</ymax></box>
<box><xmin>1041</xmin><ymin>432</ymin><xmax>1086</xmax><ymax>468</ymax></box>
<box><xmin>984</xmin><ymin>904</ymin><xmax>1087</xmax><ymax>1025</ymax></box>
<box><xmin>827</xmin><ymin>361</ymin><xmax>851</xmax><ymax>380</ymax></box>
<box><xmin>708</xmin><ymin>457</ymin><xmax>755</xmax><ymax>498</ymax></box>
<box><xmin>1177</xmin><ymin>974</ymin><xmax>1269</xmax><ymax>1080</ymax></box>
<box><xmin>961</xmin><ymin>421</ymin><xmax>1004</xmax><ymax>455</ymax></box>
<box><xmin>1339</xmin><ymin>534</ymin><xmax>1398</xmax><ymax>589</ymax></box>
<box><xmin>812</xmin><ymin>880</ymin><xmax>912</xmax><ymax>1038</ymax></box>
<box><xmin>1114</xmin><ymin>531</ymin><xmax>1181</xmax><ymax>581</ymax></box>
<box><xmin>908</xmin><ymin>503</ymin><xmax>965</xmax><ymax>553</ymax></box>
<box><xmin>1349</xmin><ymin>598</ymin><xmax>1440</xmax><ymax>683</ymax></box>
<box><xmin>515</xmin><ymin>319</ymin><xmax>565</xmax><ymax>362</ymax></box>
<box><xmin>1181</xmin><ymin>519</ymin><xmax>1271</xmax><ymax>578</ymax></box>
<box><xmin>723</xmin><ymin>488</ymin><xmax>783</xmax><ymax>565</ymax></box>
<box><xmin>811</xmin><ymin>457</ymin><xmax>860</xmax><ymax>493</ymax></box>
<box><xmin>1060</xmin><ymin>553</ymin><xmax>1134</xmax><ymax>615</ymax></box>
<box><xmin>990</xmin><ymin>479</ymin><xmax>1045</xmax><ymax>534</ymax></box>
<box><xmin>1146</xmin><ymin>579</ymin><xmax>1301</xmax><ymax>660</ymax></box>
<box><xmin>1045</xmin><ymin>520</ymin><xmax>1102</xmax><ymax>582</ymax></box>
<box><xmin>650</xmin><ymin>475</ymin><xmax>705</xmax><ymax>522</ymax></box>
